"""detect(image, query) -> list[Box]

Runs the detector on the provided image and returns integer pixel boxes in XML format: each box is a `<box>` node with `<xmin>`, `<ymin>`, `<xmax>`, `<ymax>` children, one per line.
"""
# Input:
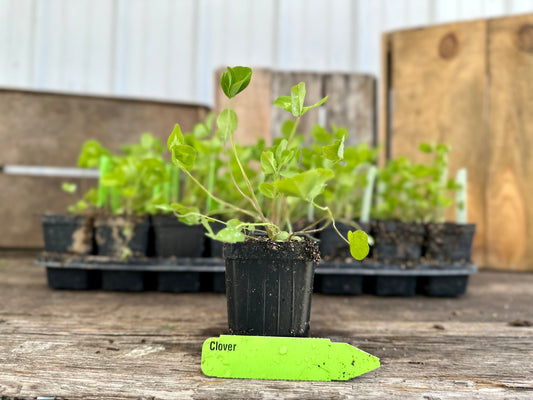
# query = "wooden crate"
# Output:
<box><xmin>380</xmin><ymin>13</ymin><xmax>533</xmax><ymax>271</ymax></box>
<box><xmin>215</xmin><ymin>68</ymin><xmax>376</xmax><ymax>146</ymax></box>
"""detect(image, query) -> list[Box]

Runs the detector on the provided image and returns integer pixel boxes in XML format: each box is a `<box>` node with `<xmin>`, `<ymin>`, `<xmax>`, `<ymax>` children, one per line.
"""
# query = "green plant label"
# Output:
<box><xmin>201</xmin><ymin>335</ymin><xmax>380</xmax><ymax>381</ymax></box>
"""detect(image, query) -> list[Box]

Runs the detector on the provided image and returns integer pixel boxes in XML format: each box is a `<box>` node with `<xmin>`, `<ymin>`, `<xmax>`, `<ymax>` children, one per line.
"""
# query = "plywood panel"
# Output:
<box><xmin>388</xmin><ymin>20</ymin><xmax>488</xmax><ymax>266</ymax></box>
<box><xmin>486</xmin><ymin>14</ymin><xmax>533</xmax><ymax>270</ymax></box>
<box><xmin>0</xmin><ymin>89</ymin><xmax>209</xmax><ymax>248</ymax></box>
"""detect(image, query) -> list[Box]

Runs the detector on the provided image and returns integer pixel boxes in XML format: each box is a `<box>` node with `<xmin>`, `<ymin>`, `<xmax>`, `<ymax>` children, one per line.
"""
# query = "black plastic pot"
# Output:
<box><xmin>94</xmin><ymin>215</ymin><xmax>150</xmax><ymax>257</ymax></box>
<box><xmin>370</xmin><ymin>220</ymin><xmax>425</xmax><ymax>262</ymax></box>
<box><xmin>151</xmin><ymin>214</ymin><xmax>205</xmax><ymax>258</ymax></box>
<box><xmin>157</xmin><ymin>271</ymin><xmax>201</xmax><ymax>292</ymax></box>
<box><xmin>41</xmin><ymin>213</ymin><xmax>94</xmax><ymax>254</ymax></box>
<box><xmin>419</xmin><ymin>275</ymin><xmax>469</xmax><ymax>297</ymax></box>
<box><xmin>100</xmin><ymin>269</ymin><xmax>155</xmax><ymax>292</ymax></box>
<box><xmin>223</xmin><ymin>238</ymin><xmax>319</xmax><ymax>337</ymax></box>
<box><xmin>46</xmin><ymin>267</ymin><xmax>99</xmax><ymax>290</ymax></box>
<box><xmin>425</xmin><ymin>223</ymin><xmax>476</xmax><ymax>262</ymax></box>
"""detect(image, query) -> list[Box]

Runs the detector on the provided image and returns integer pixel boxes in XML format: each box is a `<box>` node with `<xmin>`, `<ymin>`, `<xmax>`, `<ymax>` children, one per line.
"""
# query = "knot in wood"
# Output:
<box><xmin>517</xmin><ymin>24</ymin><xmax>533</xmax><ymax>53</ymax></box>
<box><xmin>439</xmin><ymin>32</ymin><xmax>459</xmax><ymax>60</ymax></box>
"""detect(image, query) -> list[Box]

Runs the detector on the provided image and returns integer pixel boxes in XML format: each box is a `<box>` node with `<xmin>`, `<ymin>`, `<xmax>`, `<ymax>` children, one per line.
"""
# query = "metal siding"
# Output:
<box><xmin>0</xmin><ymin>0</ymin><xmax>532</xmax><ymax>105</ymax></box>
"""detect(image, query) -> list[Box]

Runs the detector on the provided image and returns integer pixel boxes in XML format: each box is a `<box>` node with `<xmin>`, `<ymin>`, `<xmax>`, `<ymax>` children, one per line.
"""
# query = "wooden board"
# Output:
<box><xmin>0</xmin><ymin>258</ymin><xmax>532</xmax><ymax>399</ymax></box>
<box><xmin>486</xmin><ymin>14</ymin><xmax>533</xmax><ymax>271</ymax></box>
<box><xmin>324</xmin><ymin>73</ymin><xmax>376</xmax><ymax>146</ymax></box>
<box><xmin>385</xmin><ymin>20</ymin><xmax>488</xmax><ymax>267</ymax></box>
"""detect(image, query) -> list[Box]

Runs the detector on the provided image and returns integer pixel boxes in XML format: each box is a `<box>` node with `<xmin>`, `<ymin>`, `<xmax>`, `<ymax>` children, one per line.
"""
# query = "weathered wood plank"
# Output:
<box><xmin>486</xmin><ymin>14</ymin><xmax>533</xmax><ymax>271</ymax></box>
<box><xmin>323</xmin><ymin>73</ymin><xmax>376</xmax><ymax>146</ymax></box>
<box><xmin>386</xmin><ymin>20</ymin><xmax>488</xmax><ymax>266</ymax></box>
<box><xmin>0</xmin><ymin>258</ymin><xmax>532</xmax><ymax>399</ymax></box>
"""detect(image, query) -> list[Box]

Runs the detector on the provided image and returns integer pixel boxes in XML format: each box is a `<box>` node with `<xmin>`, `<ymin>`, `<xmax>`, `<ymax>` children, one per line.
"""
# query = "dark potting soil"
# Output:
<box><xmin>425</xmin><ymin>222</ymin><xmax>476</xmax><ymax>263</ymax></box>
<box><xmin>370</xmin><ymin>220</ymin><xmax>425</xmax><ymax>262</ymax></box>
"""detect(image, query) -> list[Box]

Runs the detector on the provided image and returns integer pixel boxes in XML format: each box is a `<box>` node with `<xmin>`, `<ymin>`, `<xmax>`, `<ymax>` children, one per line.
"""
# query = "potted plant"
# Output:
<box><xmin>164</xmin><ymin>66</ymin><xmax>370</xmax><ymax>336</ymax></box>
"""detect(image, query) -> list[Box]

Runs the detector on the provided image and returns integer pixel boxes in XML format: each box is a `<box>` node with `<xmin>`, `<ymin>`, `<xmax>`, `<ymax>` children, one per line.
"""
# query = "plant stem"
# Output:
<box><xmin>170</xmin><ymin>165</ymin><xmax>180</xmax><ymax>203</ymax></box>
<box><xmin>206</xmin><ymin>156</ymin><xmax>216</xmax><ymax>213</ymax></box>
<box><xmin>181</xmin><ymin>167</ymin><xmax>258</xmax><ymax>220</ymax></box>
<box><xmin>360</xmin><ymin>165</ymin><xmax>377</xmax><ymax>224</ymax></box>
<box><xmin>163</xmin><ymin>164</ymin><xmax>172</xmax><ymax>202</ymax></box>
<box><xmin>97</xmin><ymin>155</ymin><xmax>111</xmax><ymax>210</ymax></box>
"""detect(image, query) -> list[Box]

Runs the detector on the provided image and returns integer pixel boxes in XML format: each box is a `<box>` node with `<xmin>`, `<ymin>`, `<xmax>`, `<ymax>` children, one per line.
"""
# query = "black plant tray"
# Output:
<box><xmin>315</xmin><ymin>260</ymin><xmax>478</xmax><ymax>297</ymax></box>
<box><xmin>36</xmin><ymin>254</ymin><xmax>226</xmax><ymax>293</ymax></box>
<box><xmin>36</xmin><ymin>254</ymin><xmax>477</xmax><ymax>297</ymax></box>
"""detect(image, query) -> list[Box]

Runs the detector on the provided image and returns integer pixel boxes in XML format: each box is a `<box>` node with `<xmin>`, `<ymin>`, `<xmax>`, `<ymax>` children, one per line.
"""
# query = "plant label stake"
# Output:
<box><xmin>201</xmin><ymin>335</ymin><xmax>380</xmax><ymax>381</ymax></box>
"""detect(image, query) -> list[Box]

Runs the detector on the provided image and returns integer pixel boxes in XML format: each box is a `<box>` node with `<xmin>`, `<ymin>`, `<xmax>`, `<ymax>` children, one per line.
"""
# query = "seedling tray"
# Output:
<box><xmin>315</xmin><ymin>260</ymin><xmax>478</xmax><ymax>297</ymax></box>
<box><xmin>36</xmin><ymin>254</ymin><xmax>477</xmax><ymax>297</ymax></box>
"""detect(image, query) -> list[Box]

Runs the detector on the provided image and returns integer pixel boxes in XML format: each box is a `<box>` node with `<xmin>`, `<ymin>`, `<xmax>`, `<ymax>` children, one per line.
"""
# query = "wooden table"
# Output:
<box><xmin>0</xmin><ymin>255</ymin><xmax>532</xmax><ymax>399</ymax></box>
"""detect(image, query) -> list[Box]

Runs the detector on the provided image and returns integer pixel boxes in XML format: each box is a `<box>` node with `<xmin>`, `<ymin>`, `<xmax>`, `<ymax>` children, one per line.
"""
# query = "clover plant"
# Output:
<box><xmin>164</xmin><ymin>66</ymin><xmax>369</xmax><ymax>260</ymax></box>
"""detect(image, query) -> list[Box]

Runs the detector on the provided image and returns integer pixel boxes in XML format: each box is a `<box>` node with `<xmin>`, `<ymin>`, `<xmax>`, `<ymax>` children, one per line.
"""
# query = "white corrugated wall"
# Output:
<box><xmin>1</xmin><ymin>0</ymin><xmax>532</xmax><ymax>106</ymax></box>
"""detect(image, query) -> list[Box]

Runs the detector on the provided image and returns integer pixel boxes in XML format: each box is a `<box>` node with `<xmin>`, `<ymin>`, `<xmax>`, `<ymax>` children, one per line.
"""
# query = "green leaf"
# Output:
<box><xmin>348</xmin><ymin>230</ymin><xmax>370</xmax><ymax>260</ymax></box>
<box><xmin>302</xmin><ymin>95</ymin><xmax>328</xmax><ymax>115</ymax></box>
<box><xmin>61</xmin><ymin>182</ymin><xmax>77</xmax><ymax>194</ymax></box>
<box><xmin>311</xmin><ymin>125</ymin><xmax>333</xmax><ymax>145</ymax></box>
<box><xmin>209</xmin><ymin>219</ymin><xmax>246</xmax><ymax>243</ymax></box>
<box><xmin>168</xmin><ymin>124</ymin><xmax>185</xmax><ymax>151</ymax></box>
<box><xmin>274</xmin><ymin>168</ymin><xmax>334</xmax><ymax>200</ymax></box>
<box><xmin>273</xmin><ymin>96</ymin><xmax>292</xmax><ymax>114</ymax></box>
<box><xmin>419</xmin><ymin>143</ymin><xmax>432</xmax><ymax>153</ymax></box>
<box><xmin>77</xmin><ymin>140</ymin><xmax>110</xmax><ymax>168</ymax></box>
<box><xmin>259</xmin><ymin>182</ymin><xmax>275</xmax><ymax>198</ymax></box>
<box><xmin>220</xmin><ymin>66</ymin><xmax>252</xmax><ymax>99</ymax></box>
<box><xmin>171</xmin><ymin>144</ymin><xmax>196</xmax><ymax>170</ymax></box>
<box><xmin>291</xmin><ymin>82</ymin><xmax>306</xmax><ymax>117</ymax></box>
<box><xmin>260</xmin><ymin>151</ymin><xmax>277</xmax><ymax>175</ymax></box>
<box><xmin>217</xmin><ymin>109</ymin><xmax>238</xmax><ymax>142</ymax></box>
<box><xmin>323</xmin><ymin>136</ymin><xmax>345</xmax><ymax>163</ymax></box>
<box><xmin>171</xmin><ymin>204</ymin><xmax>200</xmax><ymax>225</ymax></box>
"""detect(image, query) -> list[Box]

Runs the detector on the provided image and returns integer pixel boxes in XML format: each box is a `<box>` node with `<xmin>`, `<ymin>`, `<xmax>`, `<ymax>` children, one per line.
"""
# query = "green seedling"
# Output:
<box><xmin>165</xmin><ymin>66</ymin><xmax>369</xmax><ymax>260</ymax></box>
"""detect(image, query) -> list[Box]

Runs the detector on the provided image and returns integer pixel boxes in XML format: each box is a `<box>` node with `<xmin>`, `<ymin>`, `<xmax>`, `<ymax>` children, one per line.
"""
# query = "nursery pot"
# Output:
<box><xmin>94</xmin><ymin>215</ymin><xmax>150</xmax><ymax>257</ymax></box>
<box><xmin>425</xmin><ymin>222</ymin><xmax>476</xmax><ymax>263</ymax></box>
<box><xmin>41</xmin><ymin>213</ymin><xmax>93</xmax><ymax>254</ymax></box>
<box><xmin>151</xmin><ymin>214</ymin><xmax>205</xmax><ymax>258</ymax></box>
<box><xmin>223</xmin><ymin>238</ymin><xmax>320</xmax><ymax>337</ymax></box>
<box><xmin>370</xmin><ymin>219</ymin><xmax>425</xmax><ymax>262</ymax></box>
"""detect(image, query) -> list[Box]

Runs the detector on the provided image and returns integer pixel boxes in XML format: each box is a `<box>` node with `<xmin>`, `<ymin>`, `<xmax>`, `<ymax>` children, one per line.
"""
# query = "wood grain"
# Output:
<box><xmin>486</xmin><ymin>14</ymin><xmax>533</xmax><ymax>271</ymax></box>
<box><xmin>324</xmin><ymin>73</ymin><xmax>376</xmax><ymax>146</ymax></box>
<box><xmin>0</xmin><ymin>258</ymin><xmax>532</xmax><ymax>399</ymax></box>
<box><xmin>386</xmin><ymin>20</ymin><xmax>488</xmax><ymax>267</ymax></box>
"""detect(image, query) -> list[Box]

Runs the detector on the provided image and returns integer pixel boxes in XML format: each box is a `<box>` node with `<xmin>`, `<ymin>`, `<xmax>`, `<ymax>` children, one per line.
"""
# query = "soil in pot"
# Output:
<box><xmin>151</xmin><ymin>214</ymin><xmax>205</xmax><ymax>258</ymax></box>
<box><xmin>223</xmin><ymin>237</ymin><xmax>320</xmax><ymax>337</ymax></box>
<box><xmin>370</xmin><ymin>220</ymin><xmax>425</xmax><ymax>262</ymax></box>
<box><xmin>425</xmin><ymin>223</ymin><xmax>476</xmax><ymax>263</ymax></box>
<box><xmin>41</xmin><ymin>213</ymin><xmax>94</xmax><ymax>254</ymax></box>
<box><xmin>94</xmin><ymin>215</ymin><xmax>150</xmax><ymax>257</ymax></box>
